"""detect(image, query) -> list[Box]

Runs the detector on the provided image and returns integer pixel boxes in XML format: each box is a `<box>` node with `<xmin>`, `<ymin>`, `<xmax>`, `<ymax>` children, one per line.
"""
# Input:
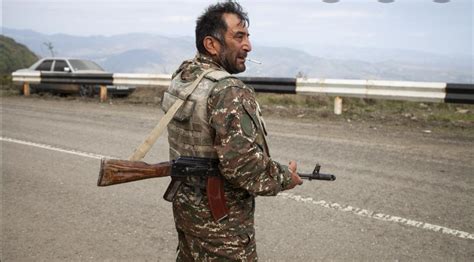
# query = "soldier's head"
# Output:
<box><xmin>196</xmin><ymin>0</ymin><xmax>252</xmax><ymax>74</ymax></box>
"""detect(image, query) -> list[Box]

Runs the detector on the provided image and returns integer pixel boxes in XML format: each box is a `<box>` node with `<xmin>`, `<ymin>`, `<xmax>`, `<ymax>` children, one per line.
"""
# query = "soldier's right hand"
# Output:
<box><xmin>285</xmin><ymin>160</ymin><xmax>303</xmax><ymax>190</ymax></box>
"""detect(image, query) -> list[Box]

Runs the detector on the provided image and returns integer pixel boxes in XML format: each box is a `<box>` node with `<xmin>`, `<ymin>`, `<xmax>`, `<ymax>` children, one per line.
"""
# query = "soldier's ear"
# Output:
<box><xmin>203</xmin><ymin>36</ymin><xmax>221</xmax><ymax>56</ymax></box>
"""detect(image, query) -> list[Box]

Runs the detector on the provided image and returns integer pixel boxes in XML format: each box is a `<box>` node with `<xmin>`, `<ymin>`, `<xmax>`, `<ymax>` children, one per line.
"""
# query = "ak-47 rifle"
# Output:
<box><xmin>97</xmin><ymin>157</ymin><xmax>335</xmax><ymax>221</ymax></box>
<box><xmin>98</xmin><ymin>158</ymin><xmax>335</xmax><ymax>186</ymax></box>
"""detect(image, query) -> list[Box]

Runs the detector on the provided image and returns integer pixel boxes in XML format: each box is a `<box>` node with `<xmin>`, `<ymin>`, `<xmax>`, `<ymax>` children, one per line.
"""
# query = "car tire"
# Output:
<box><xmin>79</xmin><ymin>85</ymin><xmax>94</xmax><ymax>97</ymax></box>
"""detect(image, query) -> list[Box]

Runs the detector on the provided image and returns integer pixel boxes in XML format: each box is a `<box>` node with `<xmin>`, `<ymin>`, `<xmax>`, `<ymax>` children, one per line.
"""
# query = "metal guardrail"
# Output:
<box><xmin>113</xmin><ymin>73</ymin><xmax>172</xmax><ymax>87</ymax></box>
<box><xmin>12</xmin><ymin>71</ymin><xmax>474</xmax><ymax>106</ymax></box>
<box><xmin>297</xmin><ymin>79</ymin><xmax>447</xmax><ymax>103</ymax></box>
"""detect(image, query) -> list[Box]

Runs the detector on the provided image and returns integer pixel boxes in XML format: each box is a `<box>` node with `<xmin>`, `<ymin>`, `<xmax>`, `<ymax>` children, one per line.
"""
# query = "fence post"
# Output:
<box><xmin>334</xmin><ymin>96</ymin><xmax>342</xmax><ymax>115</ymax></box>
<box><xmin>23</xmin><ymin>82</ymin><xmax>30</xmax><ymax>96</ymax></box>
<box><xmin>100</xmin><ymin>85</ymin><xmax>107</xmax><ymax>102</ymax></box>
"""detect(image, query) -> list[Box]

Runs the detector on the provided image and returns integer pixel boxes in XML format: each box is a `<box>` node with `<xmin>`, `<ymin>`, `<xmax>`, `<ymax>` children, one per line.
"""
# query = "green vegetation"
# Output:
<box><xmin>0</xmin><ymin>35</ymin><xmax>38</xmax><ymax>94</ymax></box>
<box><xmin>256</xmin><ymin>93</ymin><xmax>474</xmax><ymax>128</ymax></box>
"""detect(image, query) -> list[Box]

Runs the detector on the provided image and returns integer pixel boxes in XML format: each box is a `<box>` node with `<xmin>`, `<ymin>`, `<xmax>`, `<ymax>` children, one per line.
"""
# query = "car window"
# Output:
<box><xmin>53</xmin><ymin>60</ymin><xmax>68</xmax><ymax>72</ymax></box>
<box><xmin>35</xmin><ymin>60</ymin><xmax>53</xmax><ymax>71</ymax></box>
<box><xmin>69</xmin><ymin>59</ymin><xmax>104</xmax><ymax>71</ymax></box>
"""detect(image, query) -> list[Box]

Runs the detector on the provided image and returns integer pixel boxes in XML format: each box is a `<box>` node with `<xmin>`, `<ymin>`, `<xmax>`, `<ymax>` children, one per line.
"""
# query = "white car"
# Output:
<box><xmin>17</xmin><ymin>57</ymin><xmax>135</xmax><ymax>97</ymax></box>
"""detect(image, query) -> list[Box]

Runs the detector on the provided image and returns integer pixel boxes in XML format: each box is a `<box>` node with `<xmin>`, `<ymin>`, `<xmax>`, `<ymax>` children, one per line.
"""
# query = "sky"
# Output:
<box><xmin>2</xmin><ymin>0</ymin><xmax>473</xmax><ymax>56</ymax></box>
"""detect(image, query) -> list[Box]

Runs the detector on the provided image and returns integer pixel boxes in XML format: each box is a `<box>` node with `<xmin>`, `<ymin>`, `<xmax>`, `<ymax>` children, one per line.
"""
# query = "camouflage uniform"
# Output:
<box><xmin>162</xmin><ymin>54</ymin><xmax>293</xmax><ymax>261</ymax></box>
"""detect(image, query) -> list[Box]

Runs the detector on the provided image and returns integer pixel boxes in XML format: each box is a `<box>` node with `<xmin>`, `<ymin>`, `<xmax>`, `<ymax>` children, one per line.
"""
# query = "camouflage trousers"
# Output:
<box><xmin>176</xmin><ymin>228</ymin><xmax>257</xmax><ymax>261</ymax></box>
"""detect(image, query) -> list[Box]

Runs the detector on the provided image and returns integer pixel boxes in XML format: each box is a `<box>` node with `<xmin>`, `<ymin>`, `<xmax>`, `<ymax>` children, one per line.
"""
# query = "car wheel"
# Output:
<box><xmin>79</xmin><ymin>85</ymin><xmax>94</xmax><ymax>97</ymax></box>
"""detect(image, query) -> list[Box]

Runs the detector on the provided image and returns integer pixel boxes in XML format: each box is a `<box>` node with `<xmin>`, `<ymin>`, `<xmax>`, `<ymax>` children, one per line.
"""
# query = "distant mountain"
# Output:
<box><xmin>0</xmin><ymin>35</ymin><xmax>38</xmax><ymax>76</ymax></box>
<box><xmin>2</xmin><ymin>27</ymin><xmax>472</xmax><ymax>83</ymax></box>
<box><xmin>102</xmin><ymin>49</ymin><xmax>165</xmax><ymax>73</ymax></box>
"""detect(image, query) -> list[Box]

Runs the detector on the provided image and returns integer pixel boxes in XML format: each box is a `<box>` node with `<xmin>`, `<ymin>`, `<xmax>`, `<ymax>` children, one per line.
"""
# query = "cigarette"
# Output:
<box><xmin>246</xmin><ymin>58</ymin><xmax>262</xmax><ymax>65</ymax></box>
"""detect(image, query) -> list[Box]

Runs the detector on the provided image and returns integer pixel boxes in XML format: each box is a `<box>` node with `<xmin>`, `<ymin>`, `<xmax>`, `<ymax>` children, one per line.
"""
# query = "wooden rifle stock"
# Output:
<box><xmin>97</xmin><ymin>158</ymin><xmax>171</xmax><ymax>186</ymax></box>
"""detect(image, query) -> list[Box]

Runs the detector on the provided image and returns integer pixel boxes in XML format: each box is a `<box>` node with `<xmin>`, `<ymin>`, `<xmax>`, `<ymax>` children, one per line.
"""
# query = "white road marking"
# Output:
<box><xmin>278</xmin><ymin>192</ymin><xmax>474</xmax><ymax>240</ymax></box>
<box><xmin>3</xmin><ymin>136</ymin><xmax>473</xmax><ymax>241</ymax></box>
<box><xmin>1</xmin><ymin>137</ymin><xmax>116</xmax><ymax>160</ymax></box>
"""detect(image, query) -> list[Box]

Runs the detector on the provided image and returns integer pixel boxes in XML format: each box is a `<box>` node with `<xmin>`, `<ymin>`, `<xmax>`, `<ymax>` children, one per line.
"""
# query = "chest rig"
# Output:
<box><xmin>162</xmin><ymin>69</ymin><xmax>232</xmax><ymax>160</ymax></box>
<box><xmin>162</xmin><ymin>69</ymin><xmax>270</xmax><ymax>159</ymax></box>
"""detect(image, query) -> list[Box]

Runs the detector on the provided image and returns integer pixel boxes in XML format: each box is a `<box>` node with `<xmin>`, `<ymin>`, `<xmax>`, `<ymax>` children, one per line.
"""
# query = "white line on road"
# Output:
<box><xmin>279</xmin><ymin>192</ymin><xmax>474</xmax><ymax>240</ymax></box>
<box><xmin>1</xmin><ymin>137</ymin><xmax>116</xmax><ymax>160</ymax></box>
<box><xmin>3</xmin><ymin>136</ymin><xmax>473</xmax><ymax>241</ymax></box>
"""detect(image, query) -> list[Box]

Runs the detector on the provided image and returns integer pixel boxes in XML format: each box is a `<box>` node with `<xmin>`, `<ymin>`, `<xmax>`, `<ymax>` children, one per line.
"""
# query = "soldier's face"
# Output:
<box><xmin>218</xmin><ymin>13</ymin><xmax>252</xmax><ymax>74</ymax></box>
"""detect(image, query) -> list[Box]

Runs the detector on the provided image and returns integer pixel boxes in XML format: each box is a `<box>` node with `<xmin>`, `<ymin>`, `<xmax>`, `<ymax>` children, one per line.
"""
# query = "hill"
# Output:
<box><xmin>0</xmin><ymin>35</ymin><xmax>38</xmax><ymax>91</ymax></box>
<box><xmin>0</xmin><ymin>35</ymin><xmax>38</xmax><ymax>76</ymax></box>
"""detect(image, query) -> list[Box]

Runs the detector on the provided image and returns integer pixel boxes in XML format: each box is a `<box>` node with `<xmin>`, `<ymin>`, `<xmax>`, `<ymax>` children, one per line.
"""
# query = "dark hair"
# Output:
<box><xmin>195</xmin><ymin>1</ymin><xmax>249</xmax><ymax>54</ymax></box>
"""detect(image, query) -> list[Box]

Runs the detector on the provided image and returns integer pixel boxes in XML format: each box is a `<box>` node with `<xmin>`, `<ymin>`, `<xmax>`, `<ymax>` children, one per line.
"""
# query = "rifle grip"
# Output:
<box><xmin>207</xmin><ymin>176</ymin><xmax>229</xmax><ymax>222</ymax></box>
<box><xmin>163</xmin><ymin>179</ymin><xmax>182</xmax><ymax>202</ymax></box>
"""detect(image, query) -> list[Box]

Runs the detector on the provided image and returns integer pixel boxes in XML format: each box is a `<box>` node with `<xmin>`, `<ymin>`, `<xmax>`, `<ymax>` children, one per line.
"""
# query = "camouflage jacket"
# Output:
<box><xmin>170</xmin><ymin>54</ymin><xmax>293</xmax><ymax>239</ymax></box>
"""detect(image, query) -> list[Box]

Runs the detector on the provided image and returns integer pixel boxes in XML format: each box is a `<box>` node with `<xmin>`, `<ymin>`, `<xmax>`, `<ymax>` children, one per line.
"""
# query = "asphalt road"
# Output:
<box><xmin>2</xmin><ymin>96</ymin><xmax>473</xmax><ymax>261</ymax></box>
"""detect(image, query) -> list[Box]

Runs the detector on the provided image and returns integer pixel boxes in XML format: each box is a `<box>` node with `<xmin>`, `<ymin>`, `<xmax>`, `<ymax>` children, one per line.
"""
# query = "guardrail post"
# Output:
<box><xmin>334</xmin><ymin>96</ymin><xmax>343</xmax><ymax>115</ymax></box>
<box><xmin>23</xmin><ymin>82</ymin><xmax>30</xmax><ymax>96</ymax></box>
<box><xmin>100</xmin><ymin>85</ymin><xmax>107</xmax><ymax>102</ymax></box>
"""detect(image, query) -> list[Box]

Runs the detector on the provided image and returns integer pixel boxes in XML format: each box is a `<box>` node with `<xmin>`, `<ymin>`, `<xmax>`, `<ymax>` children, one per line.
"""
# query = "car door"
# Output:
<box><xmin>52</xmin><ymin>59</ymin><xmax>78</xmax><ymax>94</ymax></box>
<box><xmin>32</xmin><ymin>59</ymin><xmax>54</xmax><ymax>92</ymax></box>
<box><xmin>53</xmin><ymin>59</ymin><xmax>69</xmax><ymax>73</ymax></box>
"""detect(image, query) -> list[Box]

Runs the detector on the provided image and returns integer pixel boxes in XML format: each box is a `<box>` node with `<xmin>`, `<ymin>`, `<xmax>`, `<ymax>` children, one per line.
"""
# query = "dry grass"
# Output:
<box><xmin>256</xmin><ymin>93</ymin><xmax>474</xmax><ymax>129</ymax></box>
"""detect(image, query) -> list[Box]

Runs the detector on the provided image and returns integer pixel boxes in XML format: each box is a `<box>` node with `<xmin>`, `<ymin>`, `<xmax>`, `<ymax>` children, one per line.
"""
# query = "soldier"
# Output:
<box><xmin>161</xmin><ymin>1</ymin><xmax>303</xmax><ymax>260</ymax></box>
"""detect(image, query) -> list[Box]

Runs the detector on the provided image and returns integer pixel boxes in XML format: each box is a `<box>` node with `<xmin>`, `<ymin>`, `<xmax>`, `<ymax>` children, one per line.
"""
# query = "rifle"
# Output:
<box><xmin>98</xmin><ymin>158</ymin><xmax>335</xmax><ymax>221</ymax></box>
<box><xmin>98</xmin><ymin>158</ymin><xmax>335</xmax><ymax>186</ymax></box>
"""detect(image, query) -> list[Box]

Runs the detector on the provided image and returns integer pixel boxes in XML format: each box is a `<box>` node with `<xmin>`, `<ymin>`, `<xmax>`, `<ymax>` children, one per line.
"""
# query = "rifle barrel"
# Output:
<box><xmin>298</xmin><ymin>173</ymin><xmax>336</xmax><ymax>181</ymax></box>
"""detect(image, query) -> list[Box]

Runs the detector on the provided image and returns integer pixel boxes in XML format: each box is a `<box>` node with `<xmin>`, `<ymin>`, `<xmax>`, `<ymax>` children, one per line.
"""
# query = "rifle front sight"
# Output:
<box><xmin>298</xmin><ymin>164</ymin><xmax>336</xmax><ymax>181</ymax></box>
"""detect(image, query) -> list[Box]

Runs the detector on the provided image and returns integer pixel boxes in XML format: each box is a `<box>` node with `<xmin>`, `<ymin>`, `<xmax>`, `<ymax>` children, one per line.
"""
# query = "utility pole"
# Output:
<box><xmin>43</xmin><ymin>42</ymin><xmax>55</xmax><ymax>57</ymax></box>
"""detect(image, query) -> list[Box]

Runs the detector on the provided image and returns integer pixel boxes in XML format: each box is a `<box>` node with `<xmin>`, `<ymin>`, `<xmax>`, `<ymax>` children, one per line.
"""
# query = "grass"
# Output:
<box><xmin>256</xmin><ymin>93</ymin><xmax>474</xmax><ymax>128</ymax></box>
<box><xmin>0</xmin><ymin>75</ymin><xmax>20</xmax><ymax>97</ymax></box>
